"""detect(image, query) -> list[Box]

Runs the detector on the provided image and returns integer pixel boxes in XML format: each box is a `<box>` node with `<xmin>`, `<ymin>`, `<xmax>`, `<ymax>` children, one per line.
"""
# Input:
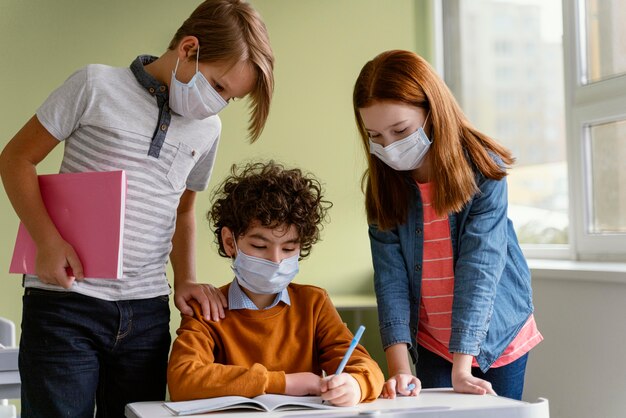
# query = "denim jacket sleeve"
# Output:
<box><xmin>368</xmin><ymin>224</ymin><xmax>414</xmax><ymax>351</ymax></box>
<box><xmin>449</xmin><ymin>172</ymin><xmax>510</xmax><ymax>356</ymax></box>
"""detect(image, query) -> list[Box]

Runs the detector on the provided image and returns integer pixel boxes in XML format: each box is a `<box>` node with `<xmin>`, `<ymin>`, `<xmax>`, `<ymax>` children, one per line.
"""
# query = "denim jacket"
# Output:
<box><xmin>369</xmin><ymin>168</ymin><xmax>534</xmax><ymax>372</ymax></box>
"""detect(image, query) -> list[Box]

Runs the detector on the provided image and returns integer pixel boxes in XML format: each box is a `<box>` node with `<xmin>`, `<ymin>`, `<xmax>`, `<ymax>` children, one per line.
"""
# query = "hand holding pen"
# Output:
<box><xmin>320</xmin><ymin>325</ymin><xmax>366</xmax><ymax>407</ymax></box>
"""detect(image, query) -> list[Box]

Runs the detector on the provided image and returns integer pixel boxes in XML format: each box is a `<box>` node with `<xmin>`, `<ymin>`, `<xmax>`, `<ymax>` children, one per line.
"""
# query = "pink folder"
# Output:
<box><xmin>9</xmin><ymin>170</ymin><xmax>126</xmax><ymax>279</ymax></box>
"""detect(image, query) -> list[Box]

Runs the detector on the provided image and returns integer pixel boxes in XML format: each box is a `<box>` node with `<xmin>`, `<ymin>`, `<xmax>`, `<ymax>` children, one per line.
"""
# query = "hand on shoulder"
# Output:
<box><xmin>174</xmin><ymin>280</ymin><xmax>227</xmax><ymax>321</ymax></box>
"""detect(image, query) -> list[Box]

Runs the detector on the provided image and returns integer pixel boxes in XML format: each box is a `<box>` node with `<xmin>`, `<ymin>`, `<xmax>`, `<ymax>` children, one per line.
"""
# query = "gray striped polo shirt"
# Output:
<box><xmin>24</xmin><ymin>58</ymin><xmax>221</xmax><ymax>300</ymax></box>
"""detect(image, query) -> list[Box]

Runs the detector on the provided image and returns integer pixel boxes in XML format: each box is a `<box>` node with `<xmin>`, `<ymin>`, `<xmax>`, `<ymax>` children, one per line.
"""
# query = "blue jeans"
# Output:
<box><xmin>415</xmin><ymin>344</ymin><xmax>528</xmax><ymax>400</ymax></box>
<box><xmin>19</xmin><ymin>288</ymin><xmax>171</xmax><ymax>418</ymax></box>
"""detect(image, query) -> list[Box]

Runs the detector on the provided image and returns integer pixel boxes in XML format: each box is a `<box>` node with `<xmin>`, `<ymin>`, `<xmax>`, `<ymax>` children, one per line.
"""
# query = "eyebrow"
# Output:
<box><xmin>247</xmin><ymin>232</ymin><xmax>300</xmax><ymax>244</ymax></box>
<box><xmin>366</xmin><ymin>119</ymin><xmax>409</xmax><ymax>133</ymax></box>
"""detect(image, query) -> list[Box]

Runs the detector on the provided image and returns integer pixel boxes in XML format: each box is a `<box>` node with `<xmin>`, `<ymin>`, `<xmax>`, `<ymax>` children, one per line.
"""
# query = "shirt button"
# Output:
<box><xmin>149</xmin><ymin>87</ymin><xmax>155</xmax><ymax>94</ymax></box>
<box><xmin>191</xmin><ymin>150</ymin><xmax>196</xmax><ymax>157</ymax></box>
<box><xmin>416</xmin><ymin>227</ymin><xmax>422</xmax><ymax>235</ymax></box>
<box><xmin>414</xmin><ymin>264</ymin><xmax>422</xmax><ymax>271</ymax></box>
<box><xmin>159</xmin><ymin>86</ymin><xmax>166</xmax><ymax>92</ymax></box>
<box><xmin>160</xmin><ymin>124</ymin><xmax>168</xmax><ymax>131</ymax></box>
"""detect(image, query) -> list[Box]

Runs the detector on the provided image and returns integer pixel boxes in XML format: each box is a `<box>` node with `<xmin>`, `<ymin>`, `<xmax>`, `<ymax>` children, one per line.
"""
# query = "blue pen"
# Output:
<box><xmin>335</xmin><ymin>325</ymin><xmax>366</xmax><ymax>375</ymax></box>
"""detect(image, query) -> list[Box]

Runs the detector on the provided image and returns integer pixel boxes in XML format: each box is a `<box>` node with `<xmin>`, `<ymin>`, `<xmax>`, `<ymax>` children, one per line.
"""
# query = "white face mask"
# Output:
<box><xmin>231</xmin><ymin>244</ymin><xmax>300</xmax><ymax>295</ymax></box>
<box><xmin>368</xmin><ymin>113</ymin><xmax>432</xmax><ymax>171</ymax></box>
<box><xmin>169</xmin><ymin>45</ymin><xmax>227</xmax><ymax>119</ymax></box>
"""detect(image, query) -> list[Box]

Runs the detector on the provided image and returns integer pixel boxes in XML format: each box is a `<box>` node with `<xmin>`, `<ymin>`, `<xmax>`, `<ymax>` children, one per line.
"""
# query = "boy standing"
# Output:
<box><xmin>167</xmin><ymin>161</ymin><xmax>384</xmax><ymax>406</ymax></box>
<box><xmin>0</xmin><ymin>1</ymin><xmax>274</xmax><ymax>417</ymax></box>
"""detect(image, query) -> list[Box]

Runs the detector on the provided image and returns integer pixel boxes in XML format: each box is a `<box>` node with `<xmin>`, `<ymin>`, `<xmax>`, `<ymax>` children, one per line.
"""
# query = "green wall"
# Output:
<box><xmin>0</xmin><ymin>0</ymin><xmax>431</xmax><ymax>374</ymax></box>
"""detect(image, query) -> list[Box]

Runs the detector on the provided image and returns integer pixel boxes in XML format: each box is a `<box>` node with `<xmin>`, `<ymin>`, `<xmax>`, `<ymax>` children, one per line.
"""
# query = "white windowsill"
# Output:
<box><xmin>330</xmin><ymin>260</ymin><xmax>626</xmax><ymax>310</ymax></box>
<box><xmin>528</xmin><ymin>258</ymin><xmax>626</xmax><ymax>284</ymax></box>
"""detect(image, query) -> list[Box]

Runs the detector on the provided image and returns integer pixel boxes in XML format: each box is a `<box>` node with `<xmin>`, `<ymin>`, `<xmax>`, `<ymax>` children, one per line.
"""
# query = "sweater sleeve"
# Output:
<box><xmin>315</xmin><ymin>292</ymin><xmax>384</xmax><ymax>403</ymax></box>
<box><xmin>167</xmin><ymin>303</ymin><xmax>285</xmax><ymax>401</ymax></box>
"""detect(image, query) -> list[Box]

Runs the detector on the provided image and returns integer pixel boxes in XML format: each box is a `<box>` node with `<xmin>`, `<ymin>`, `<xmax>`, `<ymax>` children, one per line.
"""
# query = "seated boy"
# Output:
<box><xmin>167</xmin><ymin>161</ymin><xmax>384</xmax><ymax>406</ymax></box>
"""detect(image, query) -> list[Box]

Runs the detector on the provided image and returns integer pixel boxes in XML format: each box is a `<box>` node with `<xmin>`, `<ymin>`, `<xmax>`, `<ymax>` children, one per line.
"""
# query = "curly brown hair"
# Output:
<box><xmin>208</xmin><ymin>161</ymin><xmax>332</xmax><ymax>259</ymax></box>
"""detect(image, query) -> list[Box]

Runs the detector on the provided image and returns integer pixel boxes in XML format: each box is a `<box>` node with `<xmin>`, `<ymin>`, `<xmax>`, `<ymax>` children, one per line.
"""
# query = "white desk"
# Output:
<box><xmin>125</xmin><ymin>389</ymin><xmax>549</xmax><ymax>418</ymax></box>
<box><xmin>0</xmin><ymin>348</ymin><xmax>20</xmax><ymax>400</ymax></box>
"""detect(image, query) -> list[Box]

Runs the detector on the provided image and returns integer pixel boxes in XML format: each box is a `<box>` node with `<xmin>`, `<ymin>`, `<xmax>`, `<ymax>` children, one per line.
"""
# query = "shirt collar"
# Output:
<box><xmin>228</xmin><ymin>279</ymin><xmax>291</xmax><ymax>311</ymax></box>
<box><xmin>129</xmin><ymin>55</ymin><xmax>169</xmax><ymax>100</ymax></box>
<box><xmin>129</xmin><ymin>55</ymin><xmax>171</xmax><ymax>158</ymax></box>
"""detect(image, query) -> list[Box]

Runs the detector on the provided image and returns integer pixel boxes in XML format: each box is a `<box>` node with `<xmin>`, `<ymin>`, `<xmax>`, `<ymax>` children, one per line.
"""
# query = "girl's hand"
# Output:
<box><xmin>285</xmin><ymin>372</ymin><xmax>322</xmax><ymax>396</ymax></box>
<box><xmin>174</xmin><ymin>280</ymin><xmax>227</xmax><ymax>321</ymax></box>
<box><xmin>451</xmin><ymin>370</ymin><xmax>496</xmax><ymax>396</ymax></box>
<box><xmin>381</xmin><ymin>373</ymin><xmax>421</xmax><ymax>399</ymax></box>
<box><xmin>451</xmin><ymin>353</ymin><xmax>496</xmax><ymax>396</ymax></box>
<box><xmin>35</xmin><ymin>237</ymin><xmax>84</xmax><ymax>289</ymax></box>
<box><xmin>320</xmin><ymin>373</ymin><xmax>361</xmax><ymax>406</ymax></box>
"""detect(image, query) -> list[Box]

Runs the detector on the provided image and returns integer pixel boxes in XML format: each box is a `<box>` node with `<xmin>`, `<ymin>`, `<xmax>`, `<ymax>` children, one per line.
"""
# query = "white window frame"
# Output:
<box><xmin>562</xmin><ymin>0</ymin><xmax>626</xmax><ymax>261</ymax></box>
<box><xmin>434</xmin><ymin>0</ymin><xmax>626</xmax><ymax>262</ymax></box>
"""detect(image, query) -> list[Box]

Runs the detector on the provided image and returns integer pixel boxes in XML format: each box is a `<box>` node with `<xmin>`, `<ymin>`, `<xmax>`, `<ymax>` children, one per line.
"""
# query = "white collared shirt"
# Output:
<box><xmin>228</xmin><ymin>279</ymin><xmax>291</xmax><ymax>310</ymax></box>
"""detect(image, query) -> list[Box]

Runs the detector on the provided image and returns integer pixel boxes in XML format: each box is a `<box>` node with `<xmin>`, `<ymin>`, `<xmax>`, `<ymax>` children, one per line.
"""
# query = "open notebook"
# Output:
<box><xmin>164</xmin><ymin>395</ymin><xmax>342</xmax><ymax>415</ymax></box>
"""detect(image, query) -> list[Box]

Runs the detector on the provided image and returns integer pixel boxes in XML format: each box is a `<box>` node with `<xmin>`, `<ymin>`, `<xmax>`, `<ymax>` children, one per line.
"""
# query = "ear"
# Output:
<box><xmin>221</xmin><ymin>226</ymin><xmax>237</xmax><ymax>258</ymax></box>
<box><xmin>175</xmin><ymin>36</ymin><xmax>200</xmax><ymax>61</ymax></box>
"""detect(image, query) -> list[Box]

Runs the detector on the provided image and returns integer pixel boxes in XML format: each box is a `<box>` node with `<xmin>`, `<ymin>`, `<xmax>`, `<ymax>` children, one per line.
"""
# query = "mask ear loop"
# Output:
<box><xmin>195</xmin><ymin>43</ymin><xmax>200</xmax><ymax>74</ymax></box>
<box><xmin>173</xmin><ymin>58</ymin><xmax>181</xmax><ymax>78</ymax></box>
<box><xmin>231</xmin><ymin>232</ymin><xmax>239</xmax><ymax>259</ymax></box>
<box><xmin>422</xmin><ymin>110</ymin><xmax>431</xmax><ymax>128</ymax></box>
<box><xmin>173</xmin><ymin>42</ymin><xmax>200</xmax><ymax>78</ymax></box>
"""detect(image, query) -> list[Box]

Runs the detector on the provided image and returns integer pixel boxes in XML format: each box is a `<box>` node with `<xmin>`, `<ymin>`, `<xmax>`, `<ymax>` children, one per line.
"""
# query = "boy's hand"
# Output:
<box><xmin>320</xmin><ymin>373</ymin><xmax>361</xmax><ymax>406</ymax></box>
<box><xmin>36</xmin><ymin>238</ymin><xmax>84</xmax><ymax>289</ymax></box>
<box><xmin>174</xmin><ymin>280</ymin><xmax>227</xmax><ymax>321</ymax></box>
<box><xmin>284</xmin><ymin>372</ymin><xmax>322</xmax><ymax>396</ymax></box>
<box><xmin>381</xmin><ymin>373</ymin><xmax>421</xmax><ymax>399</ymax></box>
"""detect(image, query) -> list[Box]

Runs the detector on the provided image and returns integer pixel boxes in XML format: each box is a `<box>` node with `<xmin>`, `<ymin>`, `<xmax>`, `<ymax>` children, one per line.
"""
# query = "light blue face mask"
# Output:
<box><xmin>169</xmin><ymin>44</ymin><xmax>228</xmax><ymax>119</ymax></box>
<box><xmin>231</xmin><ymin>244</ymin><xmax>300</xmax><ymax>295</ymax></box>
<box><xmin>369</xmin><ymin>112</ymin><xmax>432</xmax><ymax>171</ymax></box>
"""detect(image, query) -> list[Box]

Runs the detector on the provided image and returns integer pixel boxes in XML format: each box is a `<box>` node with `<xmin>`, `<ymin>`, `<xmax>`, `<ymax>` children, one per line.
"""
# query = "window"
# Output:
<box><xmin>577</xmin><ymin>0</ymin><xmax>626</xmax><ymax>84</ymax></box>
<box><xmin>439</xmin><ymin>0</ymin><xmax>626</xmax><ymax>260</ymax></box>
<box><xmin>563</xmin><ymin>0</ymin><xmax>626</xmax><ymax>259</ymax></box>
<box><xmin>441</xmin><ymin>0</ymin><xmax>568</xmax><ymax>254</ymax></box>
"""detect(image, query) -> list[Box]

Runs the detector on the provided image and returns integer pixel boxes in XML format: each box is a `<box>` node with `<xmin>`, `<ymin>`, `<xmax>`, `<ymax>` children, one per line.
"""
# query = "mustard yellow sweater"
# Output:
<box><xmin>167</xmin><ymin>283</ymin><xmax>384</xmax><ymax>402</ymax></box>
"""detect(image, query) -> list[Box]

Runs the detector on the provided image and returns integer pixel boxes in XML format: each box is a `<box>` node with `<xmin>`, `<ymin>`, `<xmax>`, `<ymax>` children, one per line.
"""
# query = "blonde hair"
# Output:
<box><xmin>353</xmin><ymin>50</ymin><xmax>514</xmax><ymax>230</ymax></box>
<box><xmin>169</xmin><ymin>0</ymin><xmax>274</xmax><ymax>142</ymax></box>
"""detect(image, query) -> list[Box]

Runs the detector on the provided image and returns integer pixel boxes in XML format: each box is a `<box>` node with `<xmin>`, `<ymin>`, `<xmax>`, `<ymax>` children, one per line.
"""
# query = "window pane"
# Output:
<box><xmin>581</xmin><ymin>0</ymin><xmax>626</xmax><ymax>84</ymax></box>
<box><xmin>587</xmin><ymin>120</ymin><xmax>626</xmax><ymax>233</ymax></box>
<box><xmin>453</xmin><ymin>0</ymin><xmax>568</xmax><ymax>244</ymax></box>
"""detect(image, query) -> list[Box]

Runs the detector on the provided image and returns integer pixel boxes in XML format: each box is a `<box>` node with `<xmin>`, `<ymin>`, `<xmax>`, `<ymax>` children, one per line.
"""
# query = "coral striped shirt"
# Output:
<box><xmin>416</xmin><ymin>182</ymin><xmax>542</xmax><ymax>368</ymax></box>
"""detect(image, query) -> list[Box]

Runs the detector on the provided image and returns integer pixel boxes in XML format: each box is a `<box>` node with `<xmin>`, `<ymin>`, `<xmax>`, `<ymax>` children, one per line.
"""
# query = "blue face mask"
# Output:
<box><xmin>231</xmin><ymin>245</ymin><xmax>300</xmax><ymax>295</ymax></box>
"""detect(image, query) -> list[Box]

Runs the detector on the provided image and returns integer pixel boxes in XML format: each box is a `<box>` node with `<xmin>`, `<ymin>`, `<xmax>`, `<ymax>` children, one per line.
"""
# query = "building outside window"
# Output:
<box><xmin>440</xmin><ymin>0</ymin><xmax>626</xmax><ymax>260</ymax></box>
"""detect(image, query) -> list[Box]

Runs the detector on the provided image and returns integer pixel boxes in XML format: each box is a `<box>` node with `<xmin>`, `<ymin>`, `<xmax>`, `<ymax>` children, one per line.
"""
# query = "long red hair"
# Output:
<box><xmin>353</xmin><ymin>50</ymin><xmax>514</xmax><ymax>230</ymax></box>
